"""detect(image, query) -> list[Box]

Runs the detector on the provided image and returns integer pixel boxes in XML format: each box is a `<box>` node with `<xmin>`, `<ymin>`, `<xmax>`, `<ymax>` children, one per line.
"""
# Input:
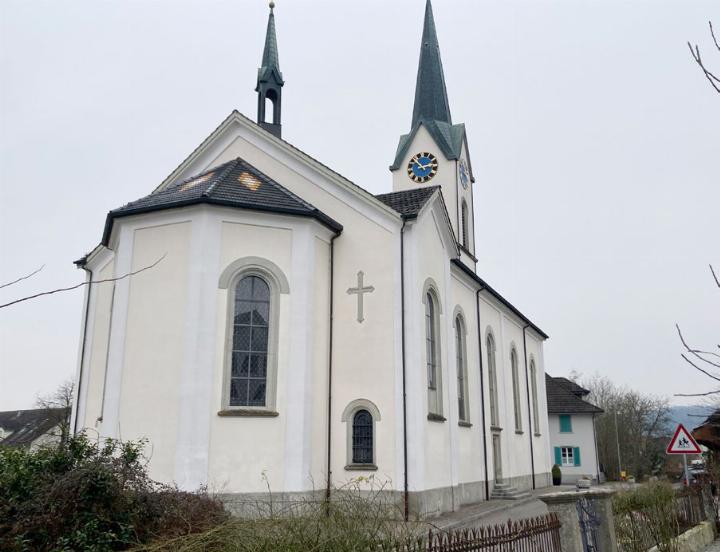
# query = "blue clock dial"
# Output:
<box><xmin>407</xmin><ymin>152</ymin><xmax>438</xmax><ymax>183</ymax></box>
<box><xmin>459</xmin><ymin>159</ymin><xmax>469</xmax><ymax>189</ymax></box>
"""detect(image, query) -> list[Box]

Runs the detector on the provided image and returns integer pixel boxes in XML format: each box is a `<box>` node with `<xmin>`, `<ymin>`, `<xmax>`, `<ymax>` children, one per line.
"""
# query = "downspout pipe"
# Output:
<box><xmin>400</xmin><ymin>219</ymin><xmax>409</xmax><ymax>521</ymax></box>
<box><xmin>326</xmin><ymin>232</ymin><xmax>340</xmax><ymax>510</ymax></box>
<box><xmin>475</xmin><ymin>287</ymin><xmax>489</xmax><ymax>501</ymax></box>
<box><xmin>73</xmin><ymin>262</ymin><xmax>94</xmax><ymax>436</ymax></box>
<box><xmin>522</xmin><ymin>325</ymin><xmax>536</xmax><ymax>490</ymax></box>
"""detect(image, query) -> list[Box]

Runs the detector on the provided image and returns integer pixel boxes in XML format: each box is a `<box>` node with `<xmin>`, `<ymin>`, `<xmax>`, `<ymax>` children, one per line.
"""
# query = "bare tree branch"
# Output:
<box><xmin>711</xmin><ymin>21</ymin><xmax>720</xmax><ymax>52</ymax></box>
<box><xmin>0</xmin><ymin>255</ymin><xmax>166</xmax><ymax>310</ymax></box>
<box><xmin>689</xmin><ymin>43</ymin><xmax>720</xmax><ymax>93</ymax></box>
<box><xmin>711</xmin><ymin>264</ymin><xmax>720</xmax><ymax>288</ymax></box>
<box><xmin>0</xmin><ymin>265</ymin><xmax>45</xmax><ymax>290</ymax></box>
<box><xmin>675</xmin><ymin>390</ymin><xmax>720</xmax><ymax>397</ymax></box>
<box><xmin>681</xmin><ymin>353</ymin><xmax>720</xmax><ymax>382</ymax></box>
<box><xmin>677</xmin><ymin>324</ymin><xmax>720</xmax><ymax>364</ymax></box>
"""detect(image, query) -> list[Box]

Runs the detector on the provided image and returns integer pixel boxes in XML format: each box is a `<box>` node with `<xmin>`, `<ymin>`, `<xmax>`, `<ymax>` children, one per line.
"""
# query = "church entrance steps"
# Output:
<box><xmin>490</xmin><ymin>482</ymin><xmax>530</xmax><ymax>500</ymax></box>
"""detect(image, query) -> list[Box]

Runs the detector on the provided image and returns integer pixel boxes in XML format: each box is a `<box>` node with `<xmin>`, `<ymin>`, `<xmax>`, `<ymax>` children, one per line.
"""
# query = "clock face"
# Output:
<box><xmin>407</xmin><ymin>152</ymin><xmax>438</xmax><ymax>184</ymax></box>
<box><xmin>459</xmin><ymin>159</ymin><xmax>469</xmax><ymax>190</ymax></box>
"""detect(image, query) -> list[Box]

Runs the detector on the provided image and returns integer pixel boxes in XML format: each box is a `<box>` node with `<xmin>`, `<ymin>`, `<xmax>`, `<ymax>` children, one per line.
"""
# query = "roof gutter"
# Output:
<box><xmin>72</xmin><ymin>260</ymin><xmax>93</xmax><ymax>436</ymax></box>
<box><xmin>325</xmin><ymin>229</ymin><xmax>341</xmax><ymax>512</ymax></box>
<box><xmin>475</xmin><ymin>286</ymin><xmax>490</xmax><ymax>500</ymax></box>
<box><xmin>522</xmin><ymin>325</ymin><xmax>536</xmax><ymax>490</ymax></box>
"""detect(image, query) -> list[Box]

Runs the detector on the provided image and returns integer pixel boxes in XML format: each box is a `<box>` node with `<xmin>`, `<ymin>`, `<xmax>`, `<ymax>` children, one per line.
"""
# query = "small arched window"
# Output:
<box><xmin>425</xmin><ymin>293</ymin><xmax>438</xmax><ymax>391</ymax></box>
<box><xmin>511</xmin><ymin>347</ymin><xmax>522</xmax><ymax>432</ymax></box>
<box><xmin>530</xmin><ymin>359</ymin><xmax>540</xmax><ymax>435</ymax></box>
<box><xmin>352</xmin><ymin>409</ymin><xmax>373</xmax><ymax>464</ymax></box>
<box><xmin>461</xmin><ymin>200</ymin><xmax>469</xmax><ymax>249</ymax></box>
<box><xmin>230</xmin><ymin>275</ymin><xmax>270</xmax><ymax>407</ymax></box>
<box><xmin>486</xmin><ymin>333</ymin><xmax>499</xmax><ymax>427</ymax></box>
<box><xmin>455</xmin><ymin>315</ymin><xmax>469</xmax><ymax>423</ymax></box>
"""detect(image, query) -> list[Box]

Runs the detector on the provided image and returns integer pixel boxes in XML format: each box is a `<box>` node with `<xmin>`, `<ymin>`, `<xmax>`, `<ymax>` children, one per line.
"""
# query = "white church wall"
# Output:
<box><xmin>77</xmin><ymin>257</ymin><xmax>115</xmax><ymax>431</ymax></box>
<box><xmin>450</xmin><ymin>275</ymin><xmax>487</xmax><ymax>499</ymax></box>
<box><xmin>118</xmin><ymin>220</ymin><xmax>192</xmax><ymax>483</ymax></box>
<box><xmin>409</xmin><ymin>207</ymin><xmax>454</xmax><ymax>498</ymax></box>
<box><xmin>208</xmin><ymin>216</ymin><xmax>294</xmax><ymax>493</ymax></box>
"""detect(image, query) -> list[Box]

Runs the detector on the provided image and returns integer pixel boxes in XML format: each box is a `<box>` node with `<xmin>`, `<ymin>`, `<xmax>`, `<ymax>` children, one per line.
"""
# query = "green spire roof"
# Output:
<box><xmin>390</xmin><ymin>0</ymin><xmax>467</xmax><ymax>171</ymax></box>
<box><xmin>411</xmin><ymin>0</ymin><xmax>451</xmax><ymax>127</ymax></box>
<box><xmin>257</xmin><ymin>3</ymin><xmax>283</xmax><ymax>87</ymax></box>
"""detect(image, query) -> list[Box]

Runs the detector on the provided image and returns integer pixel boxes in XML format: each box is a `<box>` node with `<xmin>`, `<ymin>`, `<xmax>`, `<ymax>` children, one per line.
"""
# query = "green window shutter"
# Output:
<box><xmin>559</xmin><ymin>415</ymin><xmax>572</xmax><ymax>433</ymax></box>
<box><xmin>574</xmin><ymin>447</ymin><xmax>581</xmax><ymax>466</ymax></box>
<box><xmin>554</xmin><ymin>447</ymin><xmax>561</xmax><ymax>465</ymax></box>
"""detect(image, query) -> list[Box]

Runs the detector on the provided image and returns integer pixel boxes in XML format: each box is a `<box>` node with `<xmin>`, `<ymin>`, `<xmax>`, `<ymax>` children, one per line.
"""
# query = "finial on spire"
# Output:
<box><xmin>269</xmin><ymin>1</ymin><xmax>275</xmax><ymax>11</ymax></box>
<box><xmin>411</xmin><ymin>0</ymin><xmax>452</xmax><ymax>127</ymax></box>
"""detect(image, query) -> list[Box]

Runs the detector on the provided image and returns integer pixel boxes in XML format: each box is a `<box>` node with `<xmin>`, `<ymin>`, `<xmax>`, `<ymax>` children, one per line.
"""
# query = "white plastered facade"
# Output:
<box><xmin>72</xmin><ymin>110</ymin><xmax>552</xmax><ymax>517</ymax></box>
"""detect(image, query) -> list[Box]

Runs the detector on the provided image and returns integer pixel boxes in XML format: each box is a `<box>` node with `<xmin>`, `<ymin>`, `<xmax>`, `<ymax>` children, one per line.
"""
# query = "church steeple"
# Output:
<box><xmin>256</xmin><ymin>1</ymin><xmax>284</xmax><ymax>138</ymax></box>
<box><xmin>411</xmin><ymin>0</ymin><xmax>452</xmax><ymax>128</ymax></box>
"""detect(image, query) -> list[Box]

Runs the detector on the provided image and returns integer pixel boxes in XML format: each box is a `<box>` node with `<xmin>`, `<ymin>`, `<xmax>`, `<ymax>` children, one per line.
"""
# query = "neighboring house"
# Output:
<box><xmin>71</xmin><ymin>1</ymin><xmax>553</xmax><ymax>517</ymax></box>
<box><xmin>546</xmin><ymin>376</ymin><xmax>603</xmax><ymax>484</ymax></box>
<box><xmin>0</xmin><ymin>408</ymin><xmax>69</xmax><ymax>449</ymax></box>
<box><xmin>693</xmin><ymin>409</ymin><xmax>720</xmax><ymax>451</ymax></box>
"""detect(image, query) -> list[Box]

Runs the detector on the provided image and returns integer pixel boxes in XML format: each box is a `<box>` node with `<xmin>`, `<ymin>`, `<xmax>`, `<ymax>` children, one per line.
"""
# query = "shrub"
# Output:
<box><xmin>612</xmin><ymin>482</ymin><xmax>681</xmax><ymax>552</ymax></box>
<box><xmin>0</xmin><ymin>434</ymin><xmax>227</xmax><ymax>551</ymax></box>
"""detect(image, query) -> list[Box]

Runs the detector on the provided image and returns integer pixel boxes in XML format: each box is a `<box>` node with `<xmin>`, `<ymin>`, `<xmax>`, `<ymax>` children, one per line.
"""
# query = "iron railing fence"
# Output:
<box><xmin>615</xmin><ymin>488</ymin><xmax>708</xmax><ymax>552</ymax></box>
<box><xmin>381</xmin><ymin>513</ymin><xmax>562</xmax><ymax>552</ymax></box>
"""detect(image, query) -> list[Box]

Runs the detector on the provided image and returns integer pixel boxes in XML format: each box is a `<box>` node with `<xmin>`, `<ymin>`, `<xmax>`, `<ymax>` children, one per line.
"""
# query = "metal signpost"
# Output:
<box><xmin>666</xmin><ymin>423</ymin><xmax>702</xmax><ymax>486</ymax></box>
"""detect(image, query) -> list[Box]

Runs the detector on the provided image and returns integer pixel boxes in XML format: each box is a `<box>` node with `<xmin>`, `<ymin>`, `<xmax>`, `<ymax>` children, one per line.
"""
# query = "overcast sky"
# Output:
<box><xmin>1</xmin><ymin>0</ymin><xmax>718</xmax><ymax>411</ymax></box>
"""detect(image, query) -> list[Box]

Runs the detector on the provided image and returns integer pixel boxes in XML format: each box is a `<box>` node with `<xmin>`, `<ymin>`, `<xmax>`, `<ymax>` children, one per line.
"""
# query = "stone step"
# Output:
<box><xmin>490</xmin><ymin>484</ymin><xmax>530</xmax><ymax>501</ymax></box>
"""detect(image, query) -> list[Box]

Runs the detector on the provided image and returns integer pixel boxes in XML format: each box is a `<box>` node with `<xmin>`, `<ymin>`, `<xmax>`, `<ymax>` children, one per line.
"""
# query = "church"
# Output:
<box><xmin>71</xmin><ymin>1</ymin><xmax>552</xmax><ymax>518</ymax></box>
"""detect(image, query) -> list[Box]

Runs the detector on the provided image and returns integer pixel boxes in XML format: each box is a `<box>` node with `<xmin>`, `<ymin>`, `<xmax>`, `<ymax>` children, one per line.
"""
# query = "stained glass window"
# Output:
<box><xmin>230</xmin><ymin>275</ymin><xmax>270</xmax><ymax>407</ymax></box>
<box><xmin>352</xmin><ymin>409</ymin><xmax>373</xmax><ymax>464</ymax></box>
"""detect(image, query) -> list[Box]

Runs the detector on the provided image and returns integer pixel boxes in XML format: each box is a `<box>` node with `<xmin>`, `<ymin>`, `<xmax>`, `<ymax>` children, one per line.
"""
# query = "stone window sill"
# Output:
<box><xmin>534</xmin><ymin>432</ymin><xmax>542</xmax><ymax>437</ymax></box>
<box><xmin>427</xmin><ymin>413</ymin><xmax>447</xmax><ymax>423</ymax></box>
<box><xmin>490</xmin><ymin>425</ymin><xmax>503</xmax><ymax>432</ymax></box>
<box><xmin>515</xmin><ymin>429</ymin><xmax>524</xmax><ymax>435</ymax></box>
<box><xmin>218</xmin><ymin>409</ymin><xmax>279</xmax><ymax>418</ymax></box>
<box><xmin>458</xmin><ymin>420</ymin><xmax>473</xmax><ymax>428</ymax></box>
<box><xmin>345</xmin><ymin>463</ymin><xmax>378</xmax><ymax>471</ymax></box>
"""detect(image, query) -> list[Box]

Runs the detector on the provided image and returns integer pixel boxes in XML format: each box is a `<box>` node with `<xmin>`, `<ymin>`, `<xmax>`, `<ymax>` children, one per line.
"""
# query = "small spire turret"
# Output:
<box><xmin>256</xmin><ymin>1</ymin><xmax>284</xmax><ymax>138</ymax></box>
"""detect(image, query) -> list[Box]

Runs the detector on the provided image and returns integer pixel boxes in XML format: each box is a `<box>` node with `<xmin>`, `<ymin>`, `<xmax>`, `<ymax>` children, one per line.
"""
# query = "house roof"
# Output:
<box><xmin>693</xmin><ymin>409</ymin><xmax>720</xmax><ymax>451</ymax></box>
<box><xmin>102</xmin><ymin>157</ymin><xmax>343</xmax><ymax>245</ymax></box>
<box><xmin>553</xmin><ymin>377</ymin><xmax>591</xmax><ymax>397</ymax></box>
<box><xmin>545</xmin><ymin>375</ymin><xmax>603</xmax><ymax>414</ymax></box>
<box><xmin>0</xmin><ymin>407</ymin><xmax>68</xmax><ymax>447</ymax></box>
<box><xmin>375</xmin><ymin>186</ymin><xmax>439</xmax><ymax>219</ymax></box>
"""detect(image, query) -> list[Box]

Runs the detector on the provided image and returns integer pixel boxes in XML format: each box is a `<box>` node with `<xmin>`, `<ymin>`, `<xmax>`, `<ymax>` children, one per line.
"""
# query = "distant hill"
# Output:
<box><xmin>668</xmin><ymin>404</ymin><xmax>714</xmax><ymax>431</ymax></box>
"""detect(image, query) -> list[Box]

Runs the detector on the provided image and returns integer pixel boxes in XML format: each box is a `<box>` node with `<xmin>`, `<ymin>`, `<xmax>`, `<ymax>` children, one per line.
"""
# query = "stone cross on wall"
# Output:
<box><xmin>347</xmin><ymin>271</ymin><xmax>374</xmax><ymax>323</ymax></box>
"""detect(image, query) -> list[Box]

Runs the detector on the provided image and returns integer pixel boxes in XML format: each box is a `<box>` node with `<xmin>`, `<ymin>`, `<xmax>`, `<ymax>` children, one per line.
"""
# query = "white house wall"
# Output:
<box><xmin>548</xmin><ymin>413</ymin><xmax>600</xmax><ymax>484</ymax></box>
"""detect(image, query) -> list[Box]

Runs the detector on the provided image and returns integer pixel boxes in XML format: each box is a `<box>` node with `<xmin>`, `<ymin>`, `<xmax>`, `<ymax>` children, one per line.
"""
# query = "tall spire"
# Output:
<box><xmin>411</xmin><ymin>0</ymin><xmax>452</xmax><ymax>128</ymax></box>
<box><xmin>256</xmin><ymin>1</ymin><xmax>284</xmax><ymax>138</ymax></box>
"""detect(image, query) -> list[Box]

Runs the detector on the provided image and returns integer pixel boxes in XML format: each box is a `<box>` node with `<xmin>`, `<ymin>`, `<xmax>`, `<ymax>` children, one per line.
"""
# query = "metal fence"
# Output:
<box><xmin>383</xmin><ymin>513</ymin><xmax>562</xmax><ymax>552</ymax></box>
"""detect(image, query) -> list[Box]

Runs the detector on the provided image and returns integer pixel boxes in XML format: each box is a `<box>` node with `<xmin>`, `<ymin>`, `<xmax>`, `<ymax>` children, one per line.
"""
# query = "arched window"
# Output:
<box><xmin>455</xmin><ymin>315</ymin><xmax>469</xmax><ymax>422</ymax></box>
<box><xmin>426</xmin><ymin>292</ymin><xmax>438</xmax><ymax>391</ymax></box>
<box><xmin>424</xmin><ymin>289</ymin><xmax>443</xmax><ymax>417</ymax></box>
<box><xmin>530</xmin><ymin>359</ymin><xmax>540</xmax><ymax>435</ymax></box>
<box><xmin>342</xmin><ymin>399</ymin><xmax>380</xmax><ymax>469</ymax></box>
<box><xmin>486</xmin><ymin>333</ymin><xmax>499</xmax><ymax>427</ymax></box>
<box><xmin>511</xmin><ymin>347</ymin><xmax>522</xmax><ymax>432</ymax></box>
<box><xmin>461</xmin><ymin>200</ymin><xmax>469</xmax><ymax>248</ymax></box>
<box><xmin>230</xmin><ymin>275</ymin><xmax>270</xmax><ymax>407</ymax></box>
<box><xmin>352</xmin><ymin>409</ymin><xmax>373</xmax><ymax>464</ymax></box>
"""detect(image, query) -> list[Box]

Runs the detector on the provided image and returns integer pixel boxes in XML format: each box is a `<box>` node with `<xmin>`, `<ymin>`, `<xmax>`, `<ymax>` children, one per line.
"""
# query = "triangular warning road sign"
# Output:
<box><xmin>666</xmin><ymin>423</ymin><xmax>702</xmax><ymax>454</ymax></box>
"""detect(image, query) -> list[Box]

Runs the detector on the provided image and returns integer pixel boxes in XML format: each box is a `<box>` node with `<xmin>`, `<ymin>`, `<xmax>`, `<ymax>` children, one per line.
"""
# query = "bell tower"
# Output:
<box><xmin>256</xmin><ymin>1</ymin><xmax>284</xmax><ymax>138</ymax></box>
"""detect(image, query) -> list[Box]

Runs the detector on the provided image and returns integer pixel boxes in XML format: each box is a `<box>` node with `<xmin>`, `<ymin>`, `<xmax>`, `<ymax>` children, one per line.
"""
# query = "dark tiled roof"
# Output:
<box><xmin>545</xmin><ymin>375</ymin><xmax>603</xmax><ymax>414</ymax></box>
<box><xmin>0</xmin><ymin>407</ymin><xmax>68</xmax><ymax>447</ymax></box>
<box><xmin>553</xmin><ymin>377</ymin><xmax>590</xmax><ymax>397</ymax></box>
<box><xmin>375</xmin><ymin>186</ymin><xmax>439</xmax><ymax>218</ymax></box>
<box><xmin>102</xmin><ymin>157</ymin><xmax>342</xmax><ymax>244</ymax></box>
